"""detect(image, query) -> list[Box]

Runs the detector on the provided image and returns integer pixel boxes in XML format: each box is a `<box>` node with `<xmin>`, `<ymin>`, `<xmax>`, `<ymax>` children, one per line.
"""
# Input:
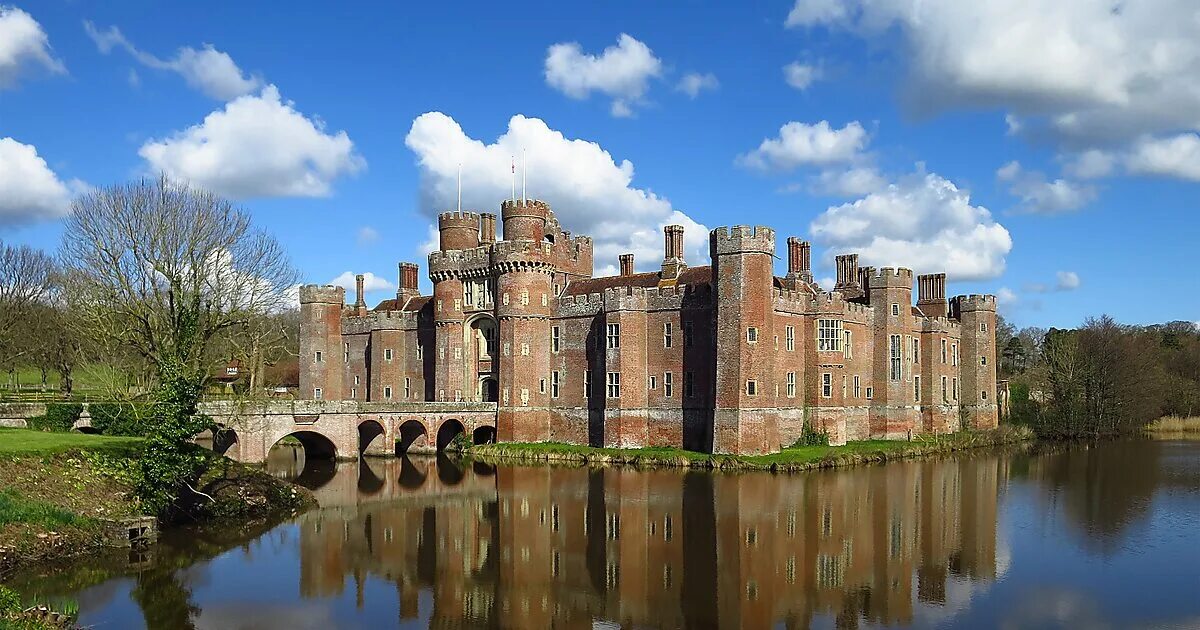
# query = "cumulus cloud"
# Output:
<box><xmin>138</xmin><ymin>85</ymin><xmax>365</xmax><ymax>198</ymax></box>
<box><xmin>404</xmin><ymin>112</ymin><xmax>708</xmax><ymax>275</ymax></box>
<box><xmin>1126</xmin><ymin>133</ymin><xmax>1200</xmax><ymax>181</ymax></box>
<box><xmin>787</xmin><ymin>0</ymin><xmax>1200</xmax><ymax>181</ymax></box>
<box><xmin>84</xmin><ymin>21</ymin><xmax>261</xmax><ymax>100</ymax></box>
<box><xmin>738</xmin><ymin>120</ymin><xmax>869</xmax><ymax>171</ymax></box>
<box><xmin>676</xmin><ymin>72</ymin><xmax>718</xmax><ymax>98</ymax></box>
<box><xmin>809</xmin><ymin>167</ymin><xmax>1012</xmax><ymax>280</ymax></box>
<box><xmin>783</xmin><ymin>62</ymin><xmax>821</xmax><ymax>90</ymax></box>
<box><xmin>1063</xmin><ymin>149</ymin><xmax>1117</xmax><ymax>179</ymax></box>
<box><xmin>996</xmin><ymin>161</ymin><xmax>1095</xmax><ymax>215</ymax></box>
<box><xmin>544</xmin><ymin>34</ymin><xmax>662</xmax><ymax>117</ymax></box>
<box><xmin>0</xmin><ymin>137</ymin><xmax>84</xmax><ymax>226</ymax></box>
<box><xmin>996</xmin><ymin>287</ymin><xmax>1018</xmax><ymax>307</ymax></box>
<box><xmin>1056</xmin><ymin>271</ymin><xmax>1080</xmax><ymax>290</ymax></box>
<box><xmin>356</xmin><ymin>226</ymin><xmax>379</xmax><ymax>245</ymax></box>
<box><xmin>0</xmin><ymin>6</ymin><xmax>65</xmax><ymax>89</ymax></box>
<box><xmin>808</xmin><ymin>166</ymin><xmax>886</xmax><ymax>197</ymax></box>
<box><xmin>330</xmin><ymin>271</ymin><xmax>394</xmax><ymax>296</ymax></box>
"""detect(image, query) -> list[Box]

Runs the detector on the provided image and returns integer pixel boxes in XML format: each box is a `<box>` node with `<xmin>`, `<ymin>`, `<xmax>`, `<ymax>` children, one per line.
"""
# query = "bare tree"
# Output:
<box><xmin>60</xmin><ymin>175</ymin><xmax>299</xmax><ymax>391</ymax></box>
<box><xmin>0</xmin><ymin>240</ymin><xmax>54</xmax><ymax>365</ymax></box>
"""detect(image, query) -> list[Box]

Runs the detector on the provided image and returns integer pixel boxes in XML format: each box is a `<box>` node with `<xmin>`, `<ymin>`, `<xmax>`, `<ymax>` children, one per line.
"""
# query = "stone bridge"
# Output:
<box><xmin>196</xmin><ymin>400</ymin><xmax>498</xmax><ymax>465</ymax></box>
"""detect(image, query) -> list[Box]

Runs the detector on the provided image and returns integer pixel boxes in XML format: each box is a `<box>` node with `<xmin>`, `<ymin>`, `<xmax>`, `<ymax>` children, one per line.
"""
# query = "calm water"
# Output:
<box><xmin>6</xmin><ymin>438</ymin><xmax>1200</xmax><ymax>629</ymax></box>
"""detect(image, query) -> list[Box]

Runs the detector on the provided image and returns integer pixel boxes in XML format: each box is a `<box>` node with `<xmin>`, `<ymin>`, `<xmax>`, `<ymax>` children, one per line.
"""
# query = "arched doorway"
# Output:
<box><xmin>396</xmin><ymin>420</ymin><xmax>430</xmax><ymax>455</ymax></box>
<box><xmin>473</xmin><ymin>425</ymin><xmax>496</xmax><ymax>445</ymax></box>
<box><xmin>436</xmin><ymin>419</ymin><xmax>466</xmax><ymax>451</ymax></box>
<box><xmin>466</xmin><ymin>314</ymin><xmax>498</xmax><ymax>401</ymax></box>
<box><xmin>358</xmin><ymin>419</ymin><xmax>386</xmax><ymax>455</ymax></box>
<box><xmin>480</xmin><ymin>377</ymin><xmax>498</xmax><ymax>402</ymax></box>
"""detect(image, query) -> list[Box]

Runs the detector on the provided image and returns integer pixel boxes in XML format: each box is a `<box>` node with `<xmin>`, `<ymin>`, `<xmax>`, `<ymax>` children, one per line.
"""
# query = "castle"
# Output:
<box><xmin>299</xmin><ymin>199</ymin><xmax>997</xmax><ymax>455</ymax></box>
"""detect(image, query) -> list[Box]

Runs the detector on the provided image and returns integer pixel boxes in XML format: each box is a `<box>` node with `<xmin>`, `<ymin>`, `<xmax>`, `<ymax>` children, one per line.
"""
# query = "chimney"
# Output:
<box><xmin>396</xmin><ymin>262</ymin><xmax>421</xmax><ymax>304</ymax></box>
<box><xmin>354</xmin><ymin>274</ymin><xmax>367</xmax><ymax>315</ymax></box>
<box><xmin>619</xmin><ymin>253</ymin><xmax>634</xmax><ymax>276</ymax></box>
<box><xmin>784</xmin><ymin>237</ymin><xmax>813</xmax><ymax>288</ymax></box>
<box><xmin>480</xmin><ymin>213</ymin><xmax>496</xmax><ymax>243</ymax></box>
<box><xmin>834</xmin><ymin>254</ymin><xmax>865</xmax><ymax>299</ymax></box>
<box><xmin>661</xmin><ymin>225</ymin><xmax>686</xmax><ymax>280</ymax></box>
<box><xmin>916</xmin><ymin>273</ymin><xmax>948</xmax><ymax>317</ymax></box>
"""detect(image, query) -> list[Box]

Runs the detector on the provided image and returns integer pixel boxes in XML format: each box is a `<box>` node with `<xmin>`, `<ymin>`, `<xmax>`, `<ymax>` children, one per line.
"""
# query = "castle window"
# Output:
<box><xmin>542</xmin><ymin>293</ymin><xmax>547</xmax><ymax>307</ymax></box>
<box><xmin>584</xmin><ymin>371</ymin><xmax>592</xmax><ymax>398</ymax></box>
<box><xmin>981</xmin><ymin>322</ymin><xmax>988</xmax><ymax>333</ymax></box>
<box><xmin>503</xmin><ymin>293</ymin><xmax>509</xmax><ymax>306</ymax></box>
<box><xmin>521</xmin><ymin>343</ymin><xmax>529</xmax><ymax>356</ymax></box>
<box><xmin>844</xmin><ymin>330</ymin><xmax>852</xmax><ymax>359</ymax></box>
<box><xmin>384</xmin><ymin>386</ymin><xmax>392</xmax><ymax>400</ymax></box>
<box><xmin>890</xmin><ymin>335</ymin><xmax>902</xmax><ymax>381</ymax></box>
<box><xmin>665</xmin><ymin>372</ymin><xmax>673</xmax><ymax>397</ymax></box>
<box><xmin>746</xmin><ymin>380</ymin><xmax>758</xmax><ymax>396</ymax></box>
<box><xmin>953</xmin><ymin>377</ymin><xmax>959</xmax><ymax>401</ymax></box>
<box><xmin>521</xmin><ymin>388</ymin><xmax>529</xmax><ymax>406</ymax></box>
<box><xmin>503</xmin><ymin>342</ymin><xmax>510</xmax><ymax>356</ymax></box>
<box><xmin>606</xmin><ymin>323</ymin><xmax>620</xmax><ymax>349</ymax></box>
<box><xmin>786</xmin><ymin>372</ymin><xmax>796</xmax><ymax>398</ymax></box>
<box><xmin>892</xmin><ymin>303</ymin><xmax>900</xmax><ymax>316</ymax></box>
<box><xmin>664</xmin><ymin>322</ymin><xmax>673</xmax><ymax>348</ymax></box>
<box><xmin>941</xmin><ymin>339</ymin><xmax>947</xmax><ymax>364</ymax></box>
<box><xmin>684</xmin><ymin>321</ymin><xmax>694</xmax><ymax>347</ymax></box>
<box><xmin>981</xmin><ymin>355</ymin><xmax>987</xmax><ymax>366</ymax></box>
<box><xmin>952</xmin><ymin>343</ymin><xmax>959</xmax><ymax>366</ymax></box>
<box><xmin>842</xmin><ymin>375</ymin><xmax>847</xmax><ymax>398</ymax></box>
<box><xmin>853</xmin><ymin>375</ymin><xmax>861</xmax><ymax>398</ymax></box>
<box><xmin>351</xmin><ymin>387</ymin><xmax>357</xmax><ymax>398</ymax></box>
<box><xmin>315</xmin><ymin>351</ymin><xmax>323</xmax><ymax>362</ymax></box>
<box><xmin>747</xmin><ymin>327</ymin><xmax>759</xmax><ymax>343</ymax></box>
<box><xmin>344</xmin><ymin>342</ymin><xmax>349</xmax><ymax>363</ymax></box>
<box><xmin>914</xmin><ymin>376</ymin><xmax>921</xmax><ymax>402</ymax></box>
<box><xmin>404</xmin><ymin>378</ymin><xmax>410</xmax><ymax>398</ymax></box>
<box><xmin>607</xmin><ymin>372</ymin><xmax>621</xmax><ymax>398</ymax></box>
<box><xmin>913</xmin><ymin>338</ymin><xmax>920</xmax><ymax>363</ymax></box>
<box><xmin>385</xmin><ymin>348</ymin><xmax>393</xmax><ymax>362</ymax></box>
<box><xmin>821</xmin><ymin>373</ymin><xmax>832</xmax><ymax>398</ymax></box>
<box><xmin>314</xmin><ymin>387</ymin><xmax>322</xmax><ymax>399</ymax></box>
<box><xmin>540</xmin><ymin>378</ymin><xmax>546</xmax><ymax>394</ymax></box>
<box><xmin>416</xmin><ymin>345</ymin><xmax>423</xmax><ymax>359</ymax></box>
<box><xmin>817</xmin><ymin>319</ymin><xmax>843</xmax><ymax>352</ymax></box>
<box><xmin>866</xmin><ymin>386</ymin><xmax>873</xmax><ymax>399</ymax></box>
<box><xmin>551</xmin><ymin>372</ymin><xmax>560</xmax><ymax>398</ymax></box>
<box><xmin>354</xmin><ymin>375</ymin><xmax>360</xmax><ymax>385</ymax></box>
<box><xmin>464</xmin><ymin>282</ymin><xmax>474</xmax><ymax>306</ymax></box>
<box><xmin>942</xmin><ymin>376</ymin><xmax>948</xmax><ymax>402</ymax></box>
<box><xmin>454</xmin><ymin>299</ymin><xmax>461</xmax><ymax>311</ymax></box>
<box><xmin>785</xmin><ymin>325</ymin><xmax>795</xmax><ymax>351</ymax></box>
<box><xmin>520</xmin><ymin>289</ymin><xmax>529</xmax><ymax>306</ymax></box>
<box><xmin>982</xmin><ymin>389</ymin><xmax>988</xmax><ymax>400</ymax></box>
<box><xmin>684</xmin><ymin>372</ymin><xmax>695</xmax><ymax>398</ymax></box>
<box><xmin>649</xmin><ymin>375</ymin><xmax>657</xmax><ymax>390</ymax></box>
<box><xmin>551</xmin><ymin>326</ymin><xmax>560</xmax><ymax>353</ymax></box>
<box><xmin>454</xmin><ymin>346</ymin><xmax>462</xmax><ymax>360</ymax></box>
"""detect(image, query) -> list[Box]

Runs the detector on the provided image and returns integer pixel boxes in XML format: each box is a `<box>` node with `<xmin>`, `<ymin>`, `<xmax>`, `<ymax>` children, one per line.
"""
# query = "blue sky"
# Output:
<box><xmin>1</xmin><ymin>1</ymin><xmax>1197</xmax><ymax>329</ymax></box>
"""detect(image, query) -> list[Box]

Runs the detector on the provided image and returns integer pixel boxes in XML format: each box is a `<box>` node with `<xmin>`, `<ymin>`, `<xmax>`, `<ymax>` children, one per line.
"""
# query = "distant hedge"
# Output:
<box><xmin>25</xmin><ymin>403</ymin><xmax>83</xmax><ymax>432</ymax></box>
<box><xmin>90</xmin><ymin>402</ymin><xmax>154</xmax><ymax>437</ymax></box>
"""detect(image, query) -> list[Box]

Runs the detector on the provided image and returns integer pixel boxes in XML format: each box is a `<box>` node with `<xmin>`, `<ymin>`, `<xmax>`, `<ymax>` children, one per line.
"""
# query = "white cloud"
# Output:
<box><xmin>0</xmin><ymin>6</ymin><xmax>64</xmax><ymax>89</ymax></box>
<box><xmin>809</xmin><ymin>167</ymin><xmax>1012</xmax><ymax>281</ymax></box>
<box><xmin>404</xmin><ymin>112</ymin><xmax>709</xmax><ymax>274</ymax></box>
<box><xmin>676</xmin><ymin>72</ymin><xmax>718</xmax><ymax>98</ymax></box>
<box><xmin>738</xmin><ymin>120</ymin><xmax>869</xmax><ymax>171</ymax></box>
<box><xmin>996</xmin><ymin>287</ymin><xmax>1018</xmax><ymax>307</ymax></box>
<box><xmin>330</xmin><ymin>271</ymin><xmax>394</xmax><ymax>297</ymax></box>
<box><xmin>809</xmin><ymin>166</ymin><xmax>886</xmax><ymax>197</ymax></box>
<box><xmin>544</xmin><ymin>34</ymin><xmax>662</xmax><ymax>117</ymax></box>
<box><xmin>0</xmin><ymin>137</ymin><xmax>83</xmax><ymax>226</ymax></box>
<box><xmin>417</xmin><ymin>224</ymin><xmax>440</xmax><ymax>256</ymax></box>
<box><xmin>1004</xmin><ymin>115</ymin><xmax>1022</xmax><ymax>136</ymax></box>
<box><xmin>996</xmin><ymin>160</ymin><xmax>1095</xmax><ymax>214</ymax></box>
<box><xmin>1056</xmin><ymin>270</ymin><xmax>1080</xmax><ymax>290</ymax></box>
<box><xmin>783</xmin><ymin>62</ymin><xmax>821</xmax><ymax>90</ymax></box>
<box><xmin>1126</xmin><ymin>133</ymin><xmax>1200</xmax><ymax>181</ymax></box>
<box><xmin>356</xmin><ymin>226</ymin><xmax>379</xmax><ymax>245</ymax></box>
<box><xmin>138</xmin><ymin>85</ymin><xmax>364</xmax><ymax>199</ymax></box>
<box><xmin>786</xmin><ymin>0</ymin><xmax>852</xmax><ymax>28</ymax></box>
<box><xmin>84</xmin><ymin>22</ymin><xmax>260</xmax><ymax>100</ymax></box>
<box><xmin>1063</xmin><ymin>149</ymin><xmax>1117</xmax><ymax>179</ymax></box>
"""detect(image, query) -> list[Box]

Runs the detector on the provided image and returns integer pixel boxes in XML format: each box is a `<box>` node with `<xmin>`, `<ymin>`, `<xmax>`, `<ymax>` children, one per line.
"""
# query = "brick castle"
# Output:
<box><xmin>299</xmin><ymin>199</ymin><xmax>997</xmax><ymax>455</ymax></box>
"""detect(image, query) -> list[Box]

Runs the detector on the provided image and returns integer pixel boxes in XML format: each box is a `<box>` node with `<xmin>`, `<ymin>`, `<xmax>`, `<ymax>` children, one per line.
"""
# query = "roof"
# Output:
<box><xmin>371</xmin><ymin>295</ymin><xmax>431</xmax><ymax>313</ymax></box>
<box><xmin>561</xmin><ymin>265</ymin><xmax>712</xmax><ymax>296</ymax></box>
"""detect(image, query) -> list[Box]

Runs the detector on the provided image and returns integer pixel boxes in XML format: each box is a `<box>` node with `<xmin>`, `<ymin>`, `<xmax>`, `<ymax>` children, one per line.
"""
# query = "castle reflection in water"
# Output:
<box><xmin>272</xmin><ymin>449</ymin><xmax>1006</xmax><ymax>628</ymax></box>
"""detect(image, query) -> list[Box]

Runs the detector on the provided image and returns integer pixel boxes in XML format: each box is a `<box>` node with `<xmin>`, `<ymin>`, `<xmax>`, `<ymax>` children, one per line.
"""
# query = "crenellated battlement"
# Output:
<box><xmin>710</xmin><ymin>225</ymin><xmax>775</xmax><ymax>256</ymax></box>
<box><xmin>500</xmin><ymin>198</ymin><xmax>552</xmax><ymax>220</ymax></box>
<box><xmin>871</xmin><ymin>267</ymin><xmax>914</xmax><ymax>289</ymax></box>
<box><xmin>428</xmin><ymin>246</ymin><xmax>491</xmax><ymax>278</ymax></box>
<box><xmin>437</xmin><ymin>210</ymin><xmax>482</xmax><ymax>229</ymax></box>
<box><xmin>299</xmin><ymin>284</ymin><xmax>345</xmax><ymax>305</ymax></box>
<box><xmin>951</xmin><ymin>294</ymin><xmax>997</xmax><ymax>312</ymax></box>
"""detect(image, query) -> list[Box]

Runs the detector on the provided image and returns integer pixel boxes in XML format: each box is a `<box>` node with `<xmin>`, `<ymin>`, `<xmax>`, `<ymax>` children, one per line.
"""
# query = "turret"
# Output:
<box><xmin>951</xmin><ymin>294</ymin><xmax>998</xmax><ymax>430</ymax></box>
<box><xmin>299</xmin><ymin>284</ymin><xmax>346</xmax><ymax>401</ymax></box>
<box><xmin>501</xmin><ymin>199</ymin><xmax>550</xmax><ymax>242</ymax></box>
<box><xmin>661</xmin><ymin>224</ymin><xmax>686</xmax><ymax>280</ymax></box>
<box><xmin>493</xmin><ymin>239</ymin><xmax>555</xmax><ymax>442</ymax></box>
<box><xmin>710</xmin><ymin>225</ymin><xmax>779</xmax><ymax>454</ymax></box>
<box><xmin>917</xmin><ymin>273</ymin><xmax>948</xmax><ymax>318</ymax></box>
<box><xmin>438</xmin><ymin>211</ymin><xmax>481</xmax><ymax>251</ymax></box>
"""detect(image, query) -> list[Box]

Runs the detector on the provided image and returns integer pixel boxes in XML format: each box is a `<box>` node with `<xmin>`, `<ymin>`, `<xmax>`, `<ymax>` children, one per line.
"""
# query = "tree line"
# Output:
<box><xmin>998</xmin><ymin>314</ymin><xmax>1200</xmax><ymax>437</ymax></box>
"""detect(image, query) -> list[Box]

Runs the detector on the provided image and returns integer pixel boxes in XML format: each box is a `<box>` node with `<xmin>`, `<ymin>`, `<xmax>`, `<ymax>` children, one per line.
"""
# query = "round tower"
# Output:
<box><xmin>501</xmin><ymin>199</ymin><xmax>550</xmax><ymax>242</ymax></box>
<box><xmin>299</xmin><ymin>284</ymin><xmax>346</xmax><ymax>401</ymax></box>
<box><xmin>492</xmin><ymin>239</ymin><xmax>554</xmax><ymax>442</ymax></box>
<box><xmin>438</xmin><ymin>211</ymin><xmax>481</xmax><ymax>251</ymax></box>
<box><xmin>429</xmin><ymin>254</ymin><xmax>466</xmax><ymax>402</ymax></box>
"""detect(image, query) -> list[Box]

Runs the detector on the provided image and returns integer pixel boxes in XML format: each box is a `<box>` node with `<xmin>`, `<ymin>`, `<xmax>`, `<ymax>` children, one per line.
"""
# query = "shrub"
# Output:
<box><xmin>793</xmin><ymin>419</ymin><xmax>830</xmax><ymax>447</ymax></box>
<box><xmin>25</xmin><ymin>403</ymin><xmax>83</xmax><ymax>433</ymax></box>
<box><xmin>0</xmin><ymin>585</ymin><xmax>20</xmax><ymax>614</ymax></box>
<box><xmin>90</xmin><ymin>402</ymin><xmax>153</xmax><ymax>436</ymax></box>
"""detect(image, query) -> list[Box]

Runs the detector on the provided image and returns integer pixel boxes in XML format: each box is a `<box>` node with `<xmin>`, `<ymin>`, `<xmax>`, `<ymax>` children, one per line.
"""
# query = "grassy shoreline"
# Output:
<box><xmin>467</xmin><ymin>426</ymin><xmax>1034</xmax><ymax>472</ymax></box>
<box><xmin>1146</xmin><ymin>416</ymin><xmax>1200</xmax><ymax>433</ymax></box>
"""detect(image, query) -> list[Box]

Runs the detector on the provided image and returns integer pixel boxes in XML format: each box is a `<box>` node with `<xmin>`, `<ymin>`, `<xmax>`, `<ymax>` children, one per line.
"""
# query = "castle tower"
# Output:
<box><xmin>868</xmin><ymin>267</ymin><xmax>916</xmax><ymax>438</ymax></box>
<box><xmin>602</xmin><ymin>286</ymin><xmax>649</xmax><ymax>447</ymax></box>
<box><xmin>951</xmin><ymin>295</ymin><xmax>998</xmax><ymax>430</ymax></box>
<box><xmin>429</xmin><ymin>211</ymin><xmax>482</xmax><ymax>401</ymax></box>
<box><xmin>495</xmin><ymin>201</ymin><xmax>555</xmax><ymax>442</ymax></box>
<box><xmin>661</xmin><ymin>224</ymin><xmax>686</xmax><ymax>280</ymax></box>
<box><xmin>299</xmin><ymin>284</ymin><xmax>346</xmax><ymax>400</ymax></box>
<box><xmin>711</xmin><ymin>226</ymin><xmax>778</xmax><ymax>455</ymax></box>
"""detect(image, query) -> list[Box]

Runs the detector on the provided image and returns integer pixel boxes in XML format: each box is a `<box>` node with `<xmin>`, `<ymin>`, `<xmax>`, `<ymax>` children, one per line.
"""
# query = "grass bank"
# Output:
<box><xmin>1146</xmin><ymin>416</ymin><xmax>1200</xmax><ymax>433</ymax></box>
<box><xmin>467</xmin><ymin>426</ymin><xmax>1033</xmax><ymax>472</ymax></box>
<box><xmin>0</xmin><ymin>428</ymin><xmax>313</xmax><ymax>582</ymax></box>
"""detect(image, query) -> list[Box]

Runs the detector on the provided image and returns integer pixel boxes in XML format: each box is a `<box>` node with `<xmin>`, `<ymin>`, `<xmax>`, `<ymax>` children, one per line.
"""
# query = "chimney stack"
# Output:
<box><xmin>396</xmin><ymin>262</ymin><xmax>421</xmax><ymax>304</ymax></box>
<box><xmin>785</xmin><ymin>237</ymin><xmax>813</xmax><ymax>287</ymax></box>
<box><xmin>619</xmin><ymin>253</ymin><xmax>635</xmax><ymax>276</ymax></box>
<box><xmin>480</xmin><ymin>213</ymin><xmax>496</xmax><ymax>243</ymax></box>
<box><xmin>661</xmin><ymin>225</ymin><xmax>686</xmax><ymax>279</ymax></box>
<box><xmin>354</xmin><ymin>274</ymin><xmax>367</xmax><ymax>314</ymax></box>
<box><xmin>834</xmin><ymin>254</ymin><xmax>864</xmax><ymax>299</ymax></box>
<box><xmin>916</xmin><ymin>273</ymin><xmax>948</xmax><ymax>317</ymax></box>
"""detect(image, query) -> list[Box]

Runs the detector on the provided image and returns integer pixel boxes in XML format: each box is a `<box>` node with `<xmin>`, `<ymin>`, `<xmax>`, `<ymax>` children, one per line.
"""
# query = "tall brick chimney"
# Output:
<box><xmin>354</xmin><ymin>274</ymin><xmax>367</xmax><ymax>314</ymax></box>
<box><xmin>916</xmin><ymin>273</ymin><xmax>948</xmax><ymax>317</ymax></box>
<box><xmin>661</xmin><ymin>225</ymin><xmax>686</xmax><ymax>280</ymax></box>
<box><xmin>784</xmin><ymin>237</ymin><xmax>813</xmax><ymax>288</ymax></box>
<box><xmin>834</xmin><ymin>253</ymin><xmax>864</xmax><ymax>299</ymax></box>
<box><xmin>480</xmin><ymin>213</ymin><xmax>497</xmax><ymax>243</ymax></box>
<box><xmin>619</xmin><ymin>253</ymin><xmax>634</xmax><ymax>276</ymax></box>
<box><xmin>396</xmin><ymin>262</ymin><xmax>420</xmax><ymax>304</ymax></box>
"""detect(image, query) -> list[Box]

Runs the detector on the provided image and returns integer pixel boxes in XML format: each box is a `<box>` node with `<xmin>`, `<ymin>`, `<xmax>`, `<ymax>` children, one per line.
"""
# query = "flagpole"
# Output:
<box><xmin>522</xmin><ymin>148</ymin><xmax>527</xmax><ymax>204</ymax></box>
<box><xmin>511</xmin><ymin>156</ymin><xmax>516</xmax><ymax>204</ymax></box>
<box><xmin>456</xmin><ymin>162</ymin><xmax>462</xmax><ymax>213</ymax></box>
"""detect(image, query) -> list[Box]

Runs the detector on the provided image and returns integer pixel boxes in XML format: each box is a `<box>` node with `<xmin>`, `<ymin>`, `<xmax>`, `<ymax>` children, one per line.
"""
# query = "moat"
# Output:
<box><xmin>5</xmin><ymin>437</ymin><xmax>1199</xmax><ymax>629</ymax></box>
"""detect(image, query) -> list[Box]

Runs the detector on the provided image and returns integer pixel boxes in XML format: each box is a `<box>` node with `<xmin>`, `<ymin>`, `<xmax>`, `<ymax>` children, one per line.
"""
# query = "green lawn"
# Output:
<box><xmin>0</xmin><ymin>428</ymin><xmax>142</xmax><ymax>457</ymax></box>
<box><xmin>0</xmin><ymin>489</ymin><xmax>88</xmax><ymax>529</ymax></box>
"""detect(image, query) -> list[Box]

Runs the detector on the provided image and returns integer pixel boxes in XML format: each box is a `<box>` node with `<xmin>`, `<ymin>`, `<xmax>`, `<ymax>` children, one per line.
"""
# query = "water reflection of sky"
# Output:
<box><xmin>15</xmin><ymin>438</ymin><xmax>1200</xmax><ymax>629</ymax></box>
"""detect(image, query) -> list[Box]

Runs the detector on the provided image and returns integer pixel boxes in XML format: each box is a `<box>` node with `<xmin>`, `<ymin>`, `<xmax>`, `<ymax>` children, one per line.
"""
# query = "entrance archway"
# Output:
<box><xmin>480</xmin><ymin>377</ymin><xmax>498</xmax><ymax>402</ymax></box>
<box><xmin>466</xmin><ymin>314</ymin><xmax>498</xmax><ymax>402</ymax></box>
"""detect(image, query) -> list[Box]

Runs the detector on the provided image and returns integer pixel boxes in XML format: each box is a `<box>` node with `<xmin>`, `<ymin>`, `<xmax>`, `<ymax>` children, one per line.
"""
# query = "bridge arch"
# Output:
<box><xmin>398</xmin><ymin>455</ymin><xmax>428</xmax><ymax>489</ymax></box>
<box><xmin>358</xmin><ymin>419</ymin><xmax>386</xmax><ymax>455</ymax></box>
<box><xmin>212</xmin><ymin>425</ymin><xmax>238</xmax><ymax>456</ymax></box>
<box><xmin>436</xmin><ymin>419</ymin><xmax>466</xmax><ymax>451</ymax></box>
<box><xmin>436</xmin><ymin>452</ymin><xmax>465</xmax><ymax>486</ymax></box>
<box><xmin>271</xmin><ymin>430</ymin><xmax>339</xmax><ymax>461</ymax></box>
<box><xmin>472</xmin><ymin>425</ymin><xmax>496</xmax><ymax>446</ymax></box>
<box><xmin>357</xmin><ymin>458</ymin><xmax>385</xmax><ymax>495</ymax></box>
<box><xmin>396</xmin><ymin>419</ymin><xmax>431</xmax><ymax>455</ymax></box>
